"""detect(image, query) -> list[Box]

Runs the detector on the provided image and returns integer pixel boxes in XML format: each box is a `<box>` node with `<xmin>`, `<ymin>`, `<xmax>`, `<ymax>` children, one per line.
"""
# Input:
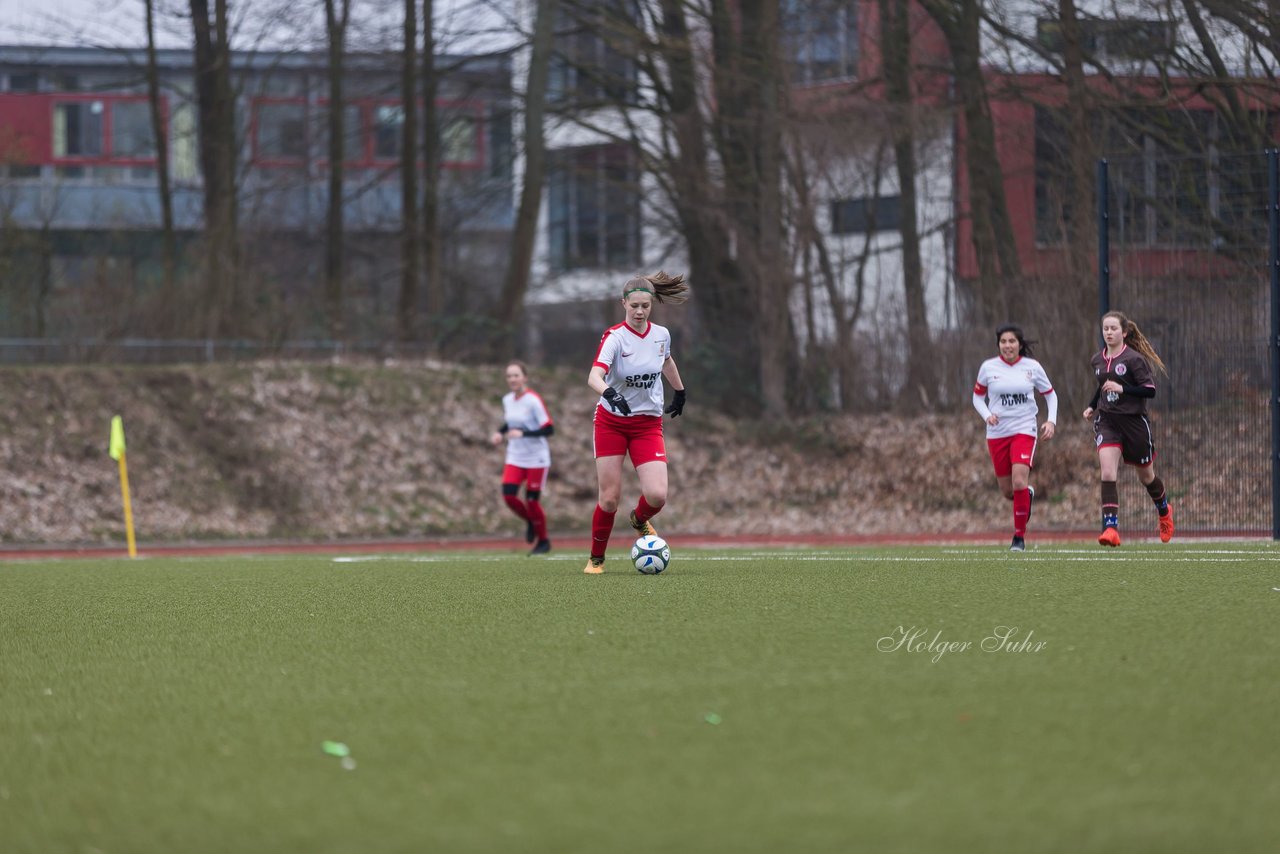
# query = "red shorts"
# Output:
<box><xmin>593</xmin><ymin>405</ymin><xmax>666</xmax><ymax>465</ymax></box>
<box><xmin>502</xmin><ymin>465</ymin><xmax>547</xmax><ymax>490</ymax></box>
<box><xmin>987</xmin><ymin>433</ymin><xmax>1037</xmax><ymax>477</ymax></box>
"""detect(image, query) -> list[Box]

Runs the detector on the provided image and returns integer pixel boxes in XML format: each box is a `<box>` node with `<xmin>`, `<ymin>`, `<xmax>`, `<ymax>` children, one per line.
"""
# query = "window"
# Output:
<box><xmin>313</xmin><ymin>103</ymin><xmax>364</xmax><ymax>162</ymax></box>
<box><xmin>443</xmin><ymin>116</ymin><xmax>477</xmax><ymax>164</ymax></box>
<box><xmin>1036</xmin><ymin>18</ymin><xmax>1175</xmax><ymax>61</ymax></box>
<box><xmin>373</xmin><ymin>104</ymin><xmax>403</xmax><ymax>160</ymax></box>
<box><xmin>53</xmin><ymin>101</ymin><xmax>104</xmax><ymax>158</ymax></box>
<box><xmin>255</xmin><ymin>101</ymin><xmax>306</xmax><ymax>161</ymax></box>
<box><xmin>548</xmin><ymin>0</ymin><xmax>640</xmax><ymax>105</ymax></box>
<box><xmin>547</xmin><ymin>144</ymin><xmax>639</xmax><ymax>271</ymax></box>
<box><xmin>7</xmin><ymin>72</ymin><xmax>38</xmax><ymax>92</ymax></box>
<box><xmin>111</xmin><ymin>100</ymin><xmax>155</xmax><ymax>159</ymax></box>
<box><xmin>1034</xmin><ymin>106</ymin><xmax>1264</xmax><ymax>248</ymax></box>
<box><xmin>831</xmin><ymin>196</ymin><xmax>901</xmax><ymax>234</ymax></box>
<box><xmin>783</xmin><ymin>0</ymin><xmax>859</xmax><ymax>83</ymax></box>
<box><xmin>2</xmin><ymin>164</ymin><xmax>41</xmax><ymax>179</ymax></box>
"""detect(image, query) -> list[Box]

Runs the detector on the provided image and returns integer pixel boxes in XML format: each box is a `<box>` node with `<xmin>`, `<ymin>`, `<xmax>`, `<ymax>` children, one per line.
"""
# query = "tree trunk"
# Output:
<box><xmin>190</xmin><ymin>0</ymin><xmax>239</xmax><ymax>337</ymax></box>
<box><xmin>920</xmin><ymin>0</ymin><xmax>1022</xmax><ymax>325</ymax></box>
<box><xmin>496</xmin><ymin>0</ymin><xmax>557</xmax><ymax>340</ymax></box>
<box><xmin>746</xmin><ymin>0</ymin><xmax>790</xmax><ymax>418</ymax></box>
<box><xmin>659</xmin><ymin>0</ymin><xmax>754</xmax><ymax>412</ymax></box>
<box><xmin>144</xmin><ymin>0</ymin><xmax>176</xmax><ymax>292</ymax></box>
<box><xmin>397</xmin><ymin>0</ymin><xmax>420</xmax><ymax>342</ymax></box>
<box><xmin>709</xmin><ymin>0</ymin><xmax>792</xmax><ymax>418</ymax></box>
<box><xmin>881</xmin><ymin>0</ymin><xmax>933</xmax><ymax>410</ymax></box>
<box><xmin>421</xmin><ymin>0</ymin><xmax>442</xmax><ymax>346</ymax></box>
<box><xmin>324</xmin><ymin>0</ymin><xmax>351</xmax><ymax>341</ymax></box>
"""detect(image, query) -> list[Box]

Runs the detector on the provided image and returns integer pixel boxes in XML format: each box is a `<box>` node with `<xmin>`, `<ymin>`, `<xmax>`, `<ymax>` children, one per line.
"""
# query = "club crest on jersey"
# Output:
<box><xmin>1025</xmin><ymin>370</ymin><xmax>1034</xmax><ymax>381</ymax></box>
<box><xmin>658</xmin><ymin>342</ymin><xmax>666</xmax><ymax>356</ymax></box>
<box><xmin>1116</xmin><ymin>363</ymin><xmax>1127</xmax><ymax>376</ymax></box>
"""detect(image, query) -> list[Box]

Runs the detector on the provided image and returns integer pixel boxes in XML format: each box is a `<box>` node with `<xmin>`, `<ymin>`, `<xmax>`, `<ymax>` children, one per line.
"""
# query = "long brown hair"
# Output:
<box><xmin>1104</xmin><ymin>310</ymin><xmax>1168</xmax><ymax>376</ymax></box>
<box><xmin>622</xmin><ymin>271</ymin><xmax>689</xmax><ymax>304</ymax></box>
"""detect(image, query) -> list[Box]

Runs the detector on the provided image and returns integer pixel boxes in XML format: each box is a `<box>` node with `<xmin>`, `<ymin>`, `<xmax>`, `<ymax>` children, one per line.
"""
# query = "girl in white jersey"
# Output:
<box><xmin>583</xmin><ymin>271</ymin><xmax>689</xmax><ymax>574</ymax></box>
<box><xmin>490</xmin><ymin>361</ymin><xmax>555</xmax><ymax>555</ymax></box>
<box><xmin>972</xmin><ymin>324</ymin><xmax>1058</xmax><ymax>551</ymax></box>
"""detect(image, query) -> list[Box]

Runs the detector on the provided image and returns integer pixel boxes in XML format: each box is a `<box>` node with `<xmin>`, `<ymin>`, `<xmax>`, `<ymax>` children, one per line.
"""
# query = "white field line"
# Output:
<box><xmin>332</xmin><ymin>552</ymin><xmax>1280</xmax><ymax>564</ymax></box>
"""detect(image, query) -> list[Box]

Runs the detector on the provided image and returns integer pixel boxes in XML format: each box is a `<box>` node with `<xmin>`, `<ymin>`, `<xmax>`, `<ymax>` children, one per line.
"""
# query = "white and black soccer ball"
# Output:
<box><xmin>631</xmin><ymin>535</ymin><xmax>671</xmax><ymax>574</ymax></box>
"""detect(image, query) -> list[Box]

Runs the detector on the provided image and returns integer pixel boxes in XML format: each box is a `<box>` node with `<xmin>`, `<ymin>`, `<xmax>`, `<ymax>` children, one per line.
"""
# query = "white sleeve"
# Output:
<box><xmin>972</xmin><ymin>364</ymin><xmax>991</xmax><ymax>420</ymax></box>
<box><xmin>1034</xmin><ymin>363</ymin><xmax>1058</xmax><ymax>423</ymax></box>
<box><xmin>593</xmin><ymin>331</ymin><xmax>619</xmax><ymax>371</ymax></box>
<box><xmin>530</xmin><ymin>395</ymin><xmax>551</xmax><ymax>427</ymax></box>
<box><xmin>973</xmin><ymin>392</ymin><xmax>992</xmax><ymax>421</ymax></box>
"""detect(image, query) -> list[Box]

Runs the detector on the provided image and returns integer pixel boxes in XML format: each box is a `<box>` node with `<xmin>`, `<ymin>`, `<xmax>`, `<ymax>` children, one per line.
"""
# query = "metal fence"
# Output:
<box><xmin>1098</xmin><ymin>150</ymin><xmax>1277</xmax><ymax>536</ymax></box>
<box><xmin>0</xmin><ymin>337</ymin><xmax>438</xmax><ymax>365</ymax></box>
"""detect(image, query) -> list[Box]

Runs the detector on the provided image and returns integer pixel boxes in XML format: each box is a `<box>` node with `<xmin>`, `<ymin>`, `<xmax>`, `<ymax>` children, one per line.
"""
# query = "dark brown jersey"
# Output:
<box><xmin>1090</xmin><ymin>345</ymin><xmax>1155</xmax><ymax>416</ymax></box>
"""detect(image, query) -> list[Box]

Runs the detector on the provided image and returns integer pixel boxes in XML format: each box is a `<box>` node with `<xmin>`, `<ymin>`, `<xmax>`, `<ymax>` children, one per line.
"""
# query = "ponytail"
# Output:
<box><xmin>1105</xmin><ymin>311</ymin><xmax>1168</xmax><ymax>376</ymax></box>
<box><xmin>622</xmin><ymin>271</ymin><xmax>690</xmax><ymax>304</ymax></box>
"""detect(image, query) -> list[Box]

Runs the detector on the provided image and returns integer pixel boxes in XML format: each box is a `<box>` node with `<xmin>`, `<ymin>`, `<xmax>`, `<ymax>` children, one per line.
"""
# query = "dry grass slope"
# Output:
<box><xmin>0</xmin><ymin>361</ymin><xmax>1240</xmax><ymax>544</ymax></box>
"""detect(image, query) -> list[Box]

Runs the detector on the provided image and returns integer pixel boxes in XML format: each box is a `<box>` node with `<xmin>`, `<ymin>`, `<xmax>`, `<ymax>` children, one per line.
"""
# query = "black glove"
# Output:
<box><xmin>664</xmin><ymin>389</ymin><xmax>686</xmax><ymax>418</ymax></box>
<box><xmin>602</xmin><ymin>387</ymin><xmax>631</xmax><ymax>416</ymax></box>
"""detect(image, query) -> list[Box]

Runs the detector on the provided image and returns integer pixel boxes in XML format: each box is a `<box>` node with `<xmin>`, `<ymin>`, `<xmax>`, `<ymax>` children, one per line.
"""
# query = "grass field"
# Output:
<box><xmin>3</xmin><ymin>543</ymin><xmax>1279</xmax><ymax>853</ymax></box>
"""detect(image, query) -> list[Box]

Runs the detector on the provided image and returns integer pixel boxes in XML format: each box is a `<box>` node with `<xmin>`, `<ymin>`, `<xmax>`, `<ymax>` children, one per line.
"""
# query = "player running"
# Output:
<box><xmin>973</xmin><ymin>324</ymin><xmax>1058</xmax><ymax>551</ymax></box>
<box><xmin>1082</xmin><ymin>311</ymin><xmax>1174</xmax><ymax>547</ymax></box>
<box><xmin>490</xmin><ymin>361</ymin><xmax>555</xmax><ymax>556</ymax></box>
<box><xmin>583</xmin><ymin>272</ymin><xmax>689</xmax><ymax>574</ymax></box>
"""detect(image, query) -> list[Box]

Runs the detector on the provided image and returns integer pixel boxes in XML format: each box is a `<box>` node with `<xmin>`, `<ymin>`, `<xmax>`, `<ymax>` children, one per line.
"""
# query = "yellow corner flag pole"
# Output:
<box><xmin>109</xmin><ymin>415</ymin><xmax>137</xmax><ymax>558</ymax></box>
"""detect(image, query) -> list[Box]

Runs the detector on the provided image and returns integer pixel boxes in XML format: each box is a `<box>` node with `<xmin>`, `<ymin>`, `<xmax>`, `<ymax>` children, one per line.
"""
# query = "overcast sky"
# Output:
<box><xmin>0</xmin><ymin>0</ymin><xmax>518</xmax><ymax>53</ymax></box>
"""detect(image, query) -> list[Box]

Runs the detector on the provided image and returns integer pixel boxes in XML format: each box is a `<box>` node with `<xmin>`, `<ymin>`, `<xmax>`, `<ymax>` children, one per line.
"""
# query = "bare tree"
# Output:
<box><xmin>880</xmin><ymin>0</ymin><xmax>933</xmax><ymax>409</ymax></box>
<box><xmin>144</xmin><ymin>0</ymin><xmax>177</xmax><ymax>292</ymax></box>
<box><xmin>189</xmin><ymin>0</ymin><xmax>240</xmax><ymax>336</ymax></box>
<box><xmin>421</xmin><ymin>0</ymin><xmax>442</xmax><ymax>340</ymax></box>
<box><xmin>919</xmin><ymin>0</ymin><xmax>1023</xmax><ymax>325</ymax></box>
<box><xmin>324</xmin><ymin>0</ymin><xmax>353</xmax><ymax>339</ymax></box>
<box><xmin>398</xmin><ymin>0</ymin><xmax>420</xmax><ymax>342</ymax></box>
<box><xmin>495</xmin><ymin>0</ymin><xmax>557</xmax><ymax>340</ymax></box>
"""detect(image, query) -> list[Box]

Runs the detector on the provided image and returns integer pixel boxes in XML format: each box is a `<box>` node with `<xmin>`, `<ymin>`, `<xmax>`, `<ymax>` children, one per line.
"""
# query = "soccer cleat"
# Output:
<box><xmin>529</xmin><ymin>539</ymin><xmax>551</xmax><ymax>556</ymax></box>
<box><xmin>1027</xmin><ymin>485</ymin><xmax>1035</xmax><ymax>523</ymax></box>
<box><xmin>583</xmin><ymin>556</ymin><xmax>605</xmax><ymax>574</ymax></box>
<box><xmin>1098</xmin><ymin>527</ymin><xmax>1121</xmax><ymax>548</ymax></box>
<box><xmin>630</xmin><ymin>509</ymin><xmax>657</xmax><ymax>538</ymax></box>
<box><xmin>1159</xmin><ymin>504</ymin><xmax>1175</xmax><ymax>543</ymax></box>
<box><xmin>525</xmin><ymin>520</ymin><xmax>536</xmax><ymax>544</ymax></box>
<box><xmin>1009</xmin><ymin>536</ymin><xmax>1025</xmax><ymax>552</ymax></box>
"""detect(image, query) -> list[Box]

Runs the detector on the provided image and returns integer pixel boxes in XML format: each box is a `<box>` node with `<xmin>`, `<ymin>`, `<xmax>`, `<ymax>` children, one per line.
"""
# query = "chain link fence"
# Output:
<box><xmin>1101</xmin><ymin>150</ymin><xmax>1274</xmax><ymax>535</ymax></box>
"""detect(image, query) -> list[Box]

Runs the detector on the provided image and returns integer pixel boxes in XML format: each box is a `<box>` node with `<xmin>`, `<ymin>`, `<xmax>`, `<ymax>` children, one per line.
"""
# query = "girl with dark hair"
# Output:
<box><xmin>583</xmin><ymin>271</ymin><xmax>689</xmax><ymax>574</ymax></box>
<box><xmin>1082</xmin><ymin>311</ymin><xmax>1174</xmax><ymax>547</ymax></box>
<box><xmin>490</xmin><ymin>360</ymin><xmax>555</xmax><ymax>555</ymax></box>
<box><xmin>972</xmin><ymin>324</ymin><xmax>1058</xmax><ymax>551</ymax></box>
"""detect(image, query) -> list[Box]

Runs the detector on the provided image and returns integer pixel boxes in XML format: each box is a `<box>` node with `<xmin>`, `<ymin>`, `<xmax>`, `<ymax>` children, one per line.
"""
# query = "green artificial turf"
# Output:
<box><xmin>2</xmin><ymin>544</ymin><xmax>1278</xmax><ymax>853</ymax></box>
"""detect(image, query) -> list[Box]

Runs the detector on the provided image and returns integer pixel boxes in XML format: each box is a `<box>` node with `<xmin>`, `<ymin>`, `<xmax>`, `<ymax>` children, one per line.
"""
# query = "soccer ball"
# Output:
<box><xmin>631</xmin><ymin>535</ymin><xmax>671</xmax><ymax>574</ymax></box>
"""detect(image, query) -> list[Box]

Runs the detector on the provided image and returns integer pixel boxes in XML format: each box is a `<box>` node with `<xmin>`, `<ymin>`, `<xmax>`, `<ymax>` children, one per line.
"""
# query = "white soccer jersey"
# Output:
<box><xmin>972</xmin><ymin>356</ymin><xmax>1058</xmax><ymax>439</ymax></box>
<box><xmin>592</xmin><ymin>321</ymin><xmax>672</xmax><ymax>417</ymax></box>
<box><xmin>501</xmin><ymin>390</ymin><xmax>552</xmax><ymax>468</ymax></box>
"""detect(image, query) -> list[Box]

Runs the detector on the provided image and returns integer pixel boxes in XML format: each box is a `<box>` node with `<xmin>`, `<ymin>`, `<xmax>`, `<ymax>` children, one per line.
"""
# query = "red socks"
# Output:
<box><xmin>635</xmin><ymin>494</ymin><xmax>662</xmax><ymax>525</ymax></box>
<box><xmin>503</xmin><ymin>495</ymin><xmax>529</xmax><ymax>521</ymax></box>
<box><xmin>527</xmin><ymin>499</ymin><xmax>547</xmax><ymax>541</ymax></box>
<box><xmin>591</xmin><ymin>505</ymin><xmax>617</xmax><ymax>559</ymax></box>
<box><xmin>1012</xmin><ymin>488</ymin><xmax>1030</xmax><ymax>537</ymax></box>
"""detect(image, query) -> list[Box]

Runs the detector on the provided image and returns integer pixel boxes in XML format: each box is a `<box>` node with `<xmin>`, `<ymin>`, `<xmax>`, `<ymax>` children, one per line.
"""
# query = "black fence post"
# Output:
<box><xmin>1097</xmin><ymin>159</ymin><xmax>1110</xmax><ymax>323</ymax></box>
